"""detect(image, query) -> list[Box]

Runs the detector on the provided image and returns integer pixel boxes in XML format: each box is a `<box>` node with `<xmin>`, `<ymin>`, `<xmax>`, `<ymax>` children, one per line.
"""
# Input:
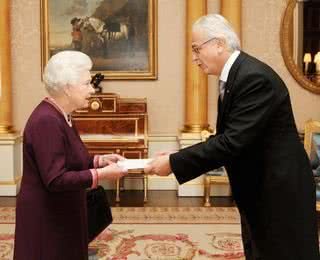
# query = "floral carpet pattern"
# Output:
<box><xmin>0</xmin><ymin>207</ymin><xmax>244</xmax><ymax>260</ymax></box>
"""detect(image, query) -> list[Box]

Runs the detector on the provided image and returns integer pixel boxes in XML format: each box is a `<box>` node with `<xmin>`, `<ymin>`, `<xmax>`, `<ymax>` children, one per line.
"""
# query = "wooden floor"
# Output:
<box><xmin>0</xmin><ymin>190</ymin><xmax>234</xmax><ymax>208</ymax></box>
<box><xmin>1</xmin><ymin>190</ymin><xmax>320</xmax><ymax>219</ymax></box>
<box><xmin>107</xmin><ymin>190</ymin><xmax>235</xmax><ymax>207</ymax></box>
<box><xmin>1</xmin><ymin>190</ymin><xmax>320</xmax><ymax>224</ymax></box>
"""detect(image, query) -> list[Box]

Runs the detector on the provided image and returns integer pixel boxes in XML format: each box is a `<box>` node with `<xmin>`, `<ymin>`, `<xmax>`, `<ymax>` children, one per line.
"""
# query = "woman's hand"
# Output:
<box><xmin>98</xmin><ymin>154</ymin><xmax>125</xmax><ymax>167</ymax></box>
<box><xmin>97</xmin><ymin>162</ymin><xmax>128</xmax><ymax>181</ymax></box>
<box><xmin>155</xmin><ymin>150</ymin><xmax>177</xmax><ymax>156</ymax></box>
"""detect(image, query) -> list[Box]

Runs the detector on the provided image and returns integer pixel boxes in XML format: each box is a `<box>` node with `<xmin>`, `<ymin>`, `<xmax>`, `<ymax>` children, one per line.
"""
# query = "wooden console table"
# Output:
<box><xmin>72</xmin><ymin>93</ymin><xmax>148</xmax><ymax>202</ymax></box>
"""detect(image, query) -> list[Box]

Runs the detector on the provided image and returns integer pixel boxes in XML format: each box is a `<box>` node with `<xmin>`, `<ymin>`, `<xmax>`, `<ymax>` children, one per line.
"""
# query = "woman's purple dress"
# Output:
<box><xmin>14</xmin><ymin>101</ymin><xmax>94</xmax><ymax>260</ymax></box>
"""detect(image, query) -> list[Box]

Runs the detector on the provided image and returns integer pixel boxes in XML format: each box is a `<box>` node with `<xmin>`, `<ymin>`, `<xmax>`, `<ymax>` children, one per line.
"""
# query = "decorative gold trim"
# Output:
<box><xmin>74</xmin><ymin>117</ymin><xmax>140</xmax><ymax>120</ymax></box>
<box><xmin>304</xmin><ymin>119</ymin><xmax>320</xmax><ymax>158</ymax></box>
<box><xmin>0</xmin><ymin>126</ymin><xmax>14</xmax><ymax>135</ymax></box>
<box><xmin>0</xmin><ymin>175</ymin><xmax>21</xmax><ymax>185</ymax></box>
<box><xmin>184</xmin><ymin>0</ymin><xmax>208</xmax><ymax>134</ymax></box>
<box><xmin>179</xmin><ymin>182</ymin><xmax>206</xmax><ymax>186</ymax></box>
<box><xmin>88</xmin><ymin>150</ymin><xmax>116</xmax><ymax>154</ymax></box>
<box><xmin>280</xmin><ymin>0</ymin><xmax>320</xmax><ymax>94</ymax></box>
<box><xmin>74</xmin><ymin>109</ymin><xmax>89</xmax><ymax>113</ymax></box>
<box><xmin>93</xmin><ymin>94</ymin><xmax>118</xmax><ymax>98</ymax></box>
<box><xmin>206</xmin><ymin>175</ymin><xmax>229</xmax><ymax>183</ymax></box>
<box><xmin>90</xmin><ymin>149</ymin><xmax>147</xmax><ymax>156</ymax></box>
<box><xmin>304</xmin><ymin>119</ymin><xmax>320</xmax><ymax>212</ymax></box>
<box><xmin>120</xmin><ymin>98</ymin><xmax>147</xmax><ymax>103</ymax></box>
<box><xmin>89</xmin><ymin>98</ymin><xmax>102</xmax><ymax>111</ymax></box>
<box><xmin>0</xmin><ymin>133</ymin><xmax>22</xmax><ymax>142</ymax></box>
<box><xmin>144</xmin><ymin>115</ymin><xmax>148</xmax><ymax>146</ymax></box>
<box><xmin>221</xmin><ymin>0</ymin><xmax>242</xmax><ymax>42</ymax></box>
<box><xmin>40</xmin><ymin>0</ymin><xmax>48</xmax><ymax>78</ymax></box>
<box><xmin>73</xmin><ymin>113</ymin><xmax>145</xmax><ymax>117</ymax></box>
<box><xmin>182</xmin><ymin>124</ymin><xmax>211</xmax><ymax>133</ymax></box>
<box><xmin>204</xmin><ymin>175</ymin><xmax>230</xmax><ymax>207</ymax></box>
<box><xmin>74</xmin><ymin>117</ymin><xmax>139</xmax><ymax>136</ymax></box>
<box><xmin>82</xmin><ymin>138</ymin><xmax>141</xmax><ymax>143</ymax></box>
<box><xmin>0</xmin><ymin>0</ymin><xmax>15</xmax><ymax>135</ymax></box>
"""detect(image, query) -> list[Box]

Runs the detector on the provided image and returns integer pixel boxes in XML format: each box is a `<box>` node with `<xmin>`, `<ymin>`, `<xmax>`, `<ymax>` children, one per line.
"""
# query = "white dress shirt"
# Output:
<box><xmin>219</xmin><ymin>50</ymin><xmax>241</xmax><ymax>99</ymax></box>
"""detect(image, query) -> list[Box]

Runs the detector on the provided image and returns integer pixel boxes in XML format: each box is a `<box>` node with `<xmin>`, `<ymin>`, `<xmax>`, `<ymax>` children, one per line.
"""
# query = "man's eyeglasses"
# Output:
<box><xmin>192</xmin><ymin>37</ymin><xmax>218</xmax><ymax>54</ymax></box>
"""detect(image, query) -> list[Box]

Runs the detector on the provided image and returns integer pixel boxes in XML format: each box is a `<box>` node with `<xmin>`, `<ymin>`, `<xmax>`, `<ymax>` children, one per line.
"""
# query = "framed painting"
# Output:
<box><xmin>41</xmin><ymin>0</ymin><xmax>157</xmax><ymax>80</ymax></box>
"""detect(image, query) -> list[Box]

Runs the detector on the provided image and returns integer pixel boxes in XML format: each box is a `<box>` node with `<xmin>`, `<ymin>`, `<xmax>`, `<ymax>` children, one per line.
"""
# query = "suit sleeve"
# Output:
<box><xmin>170</xmin><ymin>74</ymin><xmax>276</xmax><ymax>184</ymax></box>
<box><xmin>30</xmin><ymin>116</ymin><xmax>93</xmax><ymax>192</ymax></box>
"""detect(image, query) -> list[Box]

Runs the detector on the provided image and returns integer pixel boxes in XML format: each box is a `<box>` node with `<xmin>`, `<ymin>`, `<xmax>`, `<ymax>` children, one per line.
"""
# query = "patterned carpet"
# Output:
<box><xmin>0</xmin><ymin>207</ymin><xmax>244</xmax><ymax>260</ymax></box>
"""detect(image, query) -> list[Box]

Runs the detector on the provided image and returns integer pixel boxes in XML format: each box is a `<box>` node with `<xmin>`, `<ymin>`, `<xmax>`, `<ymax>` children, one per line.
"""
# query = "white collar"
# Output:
<box><xmin>219</xmin><ymin>50</ymin><xmax>240</xmax><ymax>83</ymax></box>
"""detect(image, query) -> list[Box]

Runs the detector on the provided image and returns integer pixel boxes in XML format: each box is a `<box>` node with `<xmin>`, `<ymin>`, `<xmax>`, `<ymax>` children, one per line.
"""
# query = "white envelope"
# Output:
<box><xmin>117</xmin><ymin>159</ymin><xmax>152</xmax><ymax>170</ymax></box>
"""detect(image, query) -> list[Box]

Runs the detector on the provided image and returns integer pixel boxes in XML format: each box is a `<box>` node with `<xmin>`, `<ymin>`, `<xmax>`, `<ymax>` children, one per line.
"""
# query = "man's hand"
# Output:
<box><xmin>144</xmin><ymin>155</ymin><xmax>172</xmax><ymax>176</ymax></box>
<box><xmin>99</xmin><ymin>154</ymin><xmax>125</xmax><ymax>167</ymax></box>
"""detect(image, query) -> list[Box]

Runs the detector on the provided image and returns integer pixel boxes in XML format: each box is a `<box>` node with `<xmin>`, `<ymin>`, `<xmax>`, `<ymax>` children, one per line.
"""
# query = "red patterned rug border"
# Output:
<box><xmin>0</xmin><ymin>206</ymin><xmax>240</xmax><ymax>224</ymax></box>
<box><xmin>111</xmin><ymin>206</ymin><xmax>240</xmax><ymax>224</ymax></box>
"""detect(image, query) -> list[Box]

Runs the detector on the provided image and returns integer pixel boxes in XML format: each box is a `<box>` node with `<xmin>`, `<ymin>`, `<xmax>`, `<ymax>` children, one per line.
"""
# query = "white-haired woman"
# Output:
<box><xmin>14</xmin><ymin>51</ymin><xmax>127</xmax><ymax>260</ymax></box>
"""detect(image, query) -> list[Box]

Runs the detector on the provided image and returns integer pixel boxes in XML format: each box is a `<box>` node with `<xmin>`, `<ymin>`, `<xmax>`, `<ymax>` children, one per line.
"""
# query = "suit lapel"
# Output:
<box><xmin>218</xmin><ymin>52</ymin><xmax>247</xmax><ymax>130</ymax></box>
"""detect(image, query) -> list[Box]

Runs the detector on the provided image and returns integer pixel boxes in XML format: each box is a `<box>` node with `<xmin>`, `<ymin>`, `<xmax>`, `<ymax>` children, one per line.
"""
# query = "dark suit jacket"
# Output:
<box><xmin>170</xmin><ymin>52</ymin><xmax>319</xmax><ymax>259</ymax></box>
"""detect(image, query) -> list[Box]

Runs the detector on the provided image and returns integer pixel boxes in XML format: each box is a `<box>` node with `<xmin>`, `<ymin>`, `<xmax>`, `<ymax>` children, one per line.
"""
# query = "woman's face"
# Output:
<box><xmin>66</xmin><ymin>71</ymin><xmax>95</xmax><ymax>110</ymax></box>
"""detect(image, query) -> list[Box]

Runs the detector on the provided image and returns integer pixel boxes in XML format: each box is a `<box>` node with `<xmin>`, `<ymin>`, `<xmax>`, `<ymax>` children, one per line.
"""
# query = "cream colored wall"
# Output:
<box><xmin>11</xmin><ymin>0</ymin><xmax>44</xmax><ymax>133</ymax></box>
<box><xmin>103</xmin><ymin>0</ymin><xmax>185</xmax><ymax>135</ymax></box>
<box><xmin>10</xmin><ymin>0</ymin><xmax>320</xmax><ymax>136</ymax></box>
<box><xmin>11</xmin><ymin>0</ymin><xmax>186</xmax><ymax>135</ymax></box>
<box><xmin>242</xmin><ymin>0</ymin><xmax>320</xmax><ymax>132</ymax></box>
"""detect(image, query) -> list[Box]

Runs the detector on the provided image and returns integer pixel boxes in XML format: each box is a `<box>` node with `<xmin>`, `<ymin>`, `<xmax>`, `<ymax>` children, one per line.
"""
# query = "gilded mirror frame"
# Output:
<box><xmin>280</xmin><ymin>0</ymin><xmax>320</xmax><ymax>94</ymax></box>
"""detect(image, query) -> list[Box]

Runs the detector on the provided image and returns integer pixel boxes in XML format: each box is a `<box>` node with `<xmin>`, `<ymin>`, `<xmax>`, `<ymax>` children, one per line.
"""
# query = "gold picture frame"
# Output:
<box><xmin>280</xmin><ymin>0</ymin><xmax>320</xmax><ymax>94</ymax></box>
<box><xmin>41</xmin><ymin>0</ymin><xmax>157</xmax><ymax>80</ymax></box>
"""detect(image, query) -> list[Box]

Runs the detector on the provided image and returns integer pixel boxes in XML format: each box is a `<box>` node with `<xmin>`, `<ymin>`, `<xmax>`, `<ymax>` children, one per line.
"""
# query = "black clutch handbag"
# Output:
<box><xmin>86</xmin><ymin>185</ymin><xmax>113</xmax><ymax>242</ymax></box>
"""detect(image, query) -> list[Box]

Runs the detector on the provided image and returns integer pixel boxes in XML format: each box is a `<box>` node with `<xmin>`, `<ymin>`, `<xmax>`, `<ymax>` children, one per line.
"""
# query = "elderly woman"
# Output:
<box><xmin>14</xmin><ymin>51</ymin><xmax>127</xmax><ymax>260</ymax></box>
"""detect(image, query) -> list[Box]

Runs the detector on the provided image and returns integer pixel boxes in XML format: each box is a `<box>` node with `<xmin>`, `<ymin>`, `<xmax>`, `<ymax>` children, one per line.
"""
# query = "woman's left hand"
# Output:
<box><xmin>99</xmin><ymin>154</ymin><xmax>125</xmax><ymax>167</ymax></box>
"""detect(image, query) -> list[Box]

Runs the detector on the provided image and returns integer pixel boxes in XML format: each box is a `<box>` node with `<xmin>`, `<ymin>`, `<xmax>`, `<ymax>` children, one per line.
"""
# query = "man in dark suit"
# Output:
<box><xmin>144</xmin><ymin>14</ymin><xmax>319</xmax><ymax>259</ymax></box>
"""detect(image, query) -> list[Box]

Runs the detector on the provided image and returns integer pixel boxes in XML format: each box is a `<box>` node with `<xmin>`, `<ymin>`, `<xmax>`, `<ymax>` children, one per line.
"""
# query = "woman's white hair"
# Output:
<box><xmin>43</xmin><ymin>50</ymin><xmax>93</xmax><ymax>94</ymax></box>
<box><xmin>193</xmin><ymin>14</ymin><xmax>241</xmax><ymax>52</ymax></box>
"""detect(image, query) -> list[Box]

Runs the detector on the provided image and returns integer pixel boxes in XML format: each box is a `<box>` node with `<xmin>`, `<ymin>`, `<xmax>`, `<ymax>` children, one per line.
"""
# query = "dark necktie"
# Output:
<box><xmin>219</xmin><ymin>80</ymin><xmax>226</xmax><ymax>101</ymax></box>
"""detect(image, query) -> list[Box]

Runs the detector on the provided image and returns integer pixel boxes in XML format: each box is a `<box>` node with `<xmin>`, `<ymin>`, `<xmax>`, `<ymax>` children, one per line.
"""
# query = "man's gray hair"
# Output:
<box><xmin>43</xmin><ymin>50</ymin><xmax>93</xmax><ymax>94</ymax></box>
<box><xmin>193</xmin><ymin>14</ymin><xmax>241</xmax><ymax>52</ymax></box>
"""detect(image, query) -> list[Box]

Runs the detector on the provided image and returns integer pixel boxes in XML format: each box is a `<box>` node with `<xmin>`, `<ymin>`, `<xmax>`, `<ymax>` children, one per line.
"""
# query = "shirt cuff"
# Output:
<box><xmin>93</xmin><ymin>155</ymin><xmax>100</xmax><ymax>168</ymax></box>
<box><xmin>90</xmin><ymin>169</ymin><xmax>98</xmax><ymax>189</ymax></box>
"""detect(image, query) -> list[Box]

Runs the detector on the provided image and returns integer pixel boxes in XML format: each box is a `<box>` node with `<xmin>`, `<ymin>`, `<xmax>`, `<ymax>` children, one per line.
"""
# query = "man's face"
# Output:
<box><xmin>191</xmin><ymin>30</ymin><xmax>225</xmax><ymax>76</ymax></box>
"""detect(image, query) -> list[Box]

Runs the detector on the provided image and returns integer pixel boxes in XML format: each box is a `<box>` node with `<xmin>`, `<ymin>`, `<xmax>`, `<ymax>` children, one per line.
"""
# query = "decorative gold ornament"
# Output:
<box><xmin>90</xmin><ymin>100</ymin><xmax>101</xmax><ymax>111</ymax></box>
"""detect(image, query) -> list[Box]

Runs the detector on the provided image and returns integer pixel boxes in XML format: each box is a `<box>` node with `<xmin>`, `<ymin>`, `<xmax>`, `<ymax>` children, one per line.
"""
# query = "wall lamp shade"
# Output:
<box><xmin>304</xmin><ymin>53</ymin><xmax>312</xmax><ymax>63</ymax></box>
